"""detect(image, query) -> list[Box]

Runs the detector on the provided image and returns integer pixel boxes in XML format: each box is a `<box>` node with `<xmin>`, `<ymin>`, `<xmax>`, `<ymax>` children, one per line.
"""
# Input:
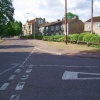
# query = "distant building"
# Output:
<box><xmin>39</xmin><ymin>16</ymin><xmax>84</xmax><ymax>36</ymax></box>
<box><xmin>22</xmin><ymin>18</ymin><xmax>45</xmax><ymax>36</ymax></box>
<box><xmin>84</xmin><ymin>16</ymin><xmax>100</xmax><ymax>35</ymax></box>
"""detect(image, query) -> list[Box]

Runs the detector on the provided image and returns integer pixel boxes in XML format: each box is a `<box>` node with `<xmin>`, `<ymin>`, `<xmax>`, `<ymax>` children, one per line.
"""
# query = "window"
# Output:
<box><xmin>51</xmin><ymin>26</ymin><xmax>54</xmax><ymax>31</ymax></box>
<box><xmin>96</xmin><ymin>24</ymin><xmax>100</xmax><ymax>28</ymax></box>
<box><xmin>87</xmin><ymin>24</ymin><xmax>91</xmax><ymax>29</ymax></box>
<box><xmin>28</xmin><ymin>25</ymin><xmax>31</xmax><ymax>30</ymax></box>
<box><xmin>38</xmin><ymin>19</ymin><xmax>43</xmax><ymax>24</ymax></box>
<box><xmin>56</xmin><ymin>25</ymin><xmax>60</xmax><ymax>30</ymax></box>
<box><xmin>61</xmin><ymin>25</ymin><xmax>64</xmax><ymax>30</ymax></box>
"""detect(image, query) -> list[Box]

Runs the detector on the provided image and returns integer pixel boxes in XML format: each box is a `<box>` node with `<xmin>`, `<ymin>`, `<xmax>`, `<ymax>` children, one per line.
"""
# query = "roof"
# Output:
<box><xmin>28</xmin><ymin>19</ymin><xmax>35</xmax><ymax>24</ymax></box>
<box><xmin>39</xmin><ymin>18</ymin><xmax>75</xmax><ymax>27</ymax></box>
<box><xmin>86</xmin><ymin>16</ymin><xmax>100</xmax><ymax>22</ymax></box>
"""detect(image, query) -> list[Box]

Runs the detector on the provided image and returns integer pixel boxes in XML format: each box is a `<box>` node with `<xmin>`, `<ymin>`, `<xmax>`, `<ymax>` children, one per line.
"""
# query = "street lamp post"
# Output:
<box><xmin>91</xmin><ymin>0</ymin><xmax>93</xmax><ymax>34</ymax></box>
<box><xmin>26</xmin><ymin>13</ymin><xmax>36</xmax><ymax>39</ymax></box>
<box><xmin>65</xmin><ymin>0</ymin><xmax>67</xmax><ymax>44</ymax></box>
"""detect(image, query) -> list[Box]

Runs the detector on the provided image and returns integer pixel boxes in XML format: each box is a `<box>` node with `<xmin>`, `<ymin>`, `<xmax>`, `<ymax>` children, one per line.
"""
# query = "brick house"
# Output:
<box><xmin>39</xmin><ymin>17</ymin><xmax>84</xmax><ymax>36</ymax></box>
<box><xmin>84</xmin><ymin>16</ymin><xmax>100</xmax><ymax>35</ymax></box>
<box><xmin>22</xmin><ymin>18</ymin><xmax>45</xmax><ymax>36</ymax></box>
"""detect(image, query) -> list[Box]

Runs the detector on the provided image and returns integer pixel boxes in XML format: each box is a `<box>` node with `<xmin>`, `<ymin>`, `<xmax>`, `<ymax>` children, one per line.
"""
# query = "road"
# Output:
<box><xmin>0</xmin><ymin>38</ymin><xmax>100</xmax><ymax>100</ymax></box>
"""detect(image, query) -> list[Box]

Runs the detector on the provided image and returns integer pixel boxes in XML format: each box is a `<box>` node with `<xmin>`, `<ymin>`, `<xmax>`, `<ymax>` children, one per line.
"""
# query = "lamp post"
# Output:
<box><xmin>65</xmin><ymin>0</ymin><xmax>67</xmax><ymax>44</ymax></box>
<box><xmin>91</xmin><ymin>0</ymin><xmax>93</xmax><ymax>34</ymax></box>
<box><xmin>26</xmin><ymin>13</ymin><xmax>36</xmax><ymax>39</ymax></box>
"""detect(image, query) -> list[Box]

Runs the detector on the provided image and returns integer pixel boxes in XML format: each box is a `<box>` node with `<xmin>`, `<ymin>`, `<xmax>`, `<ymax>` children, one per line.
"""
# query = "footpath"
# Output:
<box><xmin>30</xmin><ymin>40</ymin><xmax>100</xmax><ymax>59</ymax></box>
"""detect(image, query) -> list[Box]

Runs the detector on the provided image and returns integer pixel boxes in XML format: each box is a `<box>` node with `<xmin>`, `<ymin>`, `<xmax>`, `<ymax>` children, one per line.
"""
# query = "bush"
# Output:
<box><xmin>43</xmin><ymin>35</ymin><xmax>65</xmax><ymax>42</ymax></box>
<box><xmin>70</xmin><ymin>34</ymin><xmax>79</xmax><ymax>41</ymax></box>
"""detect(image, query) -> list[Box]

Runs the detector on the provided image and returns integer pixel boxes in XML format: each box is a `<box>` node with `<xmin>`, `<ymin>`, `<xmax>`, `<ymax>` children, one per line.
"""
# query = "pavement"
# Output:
<box><xmin>29</xmin><ymin>40</ymin><xmax>100</xmax><ymax>59</ymax></box>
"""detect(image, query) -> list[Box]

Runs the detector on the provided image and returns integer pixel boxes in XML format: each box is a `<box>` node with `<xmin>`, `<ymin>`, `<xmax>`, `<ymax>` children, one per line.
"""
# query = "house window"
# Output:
<box><xmin>51</xmin><ymin>26</ymin><xmax>54</xmax><ymax>31</ymax></box>
<box><xmin>56</xmin><ymin>25</ymin><xmax>60</xmax><ymax>31</ymax></box>
<box><xmin>87</xmin><ymin>24</ymin><xmax>91</xmax><ymax>29</ymax></box>
<box><xmin>61</xmin><ymin>25</ymin><xmax>64</xmax><ymax>30</ymax></box>
<box><xmin>38</xmin><ymin>19</ymin><xmax>43</xmax><ymax>24</ymax></box>
<box><xmin>96</xmin><ymin>24</ymin><xmax>100</xmax><ymax>28</ymax></box>
<box><xmin>28</xmin><ymin>25</ymin><xmax>31</xmax><ymax>30</ymax></box>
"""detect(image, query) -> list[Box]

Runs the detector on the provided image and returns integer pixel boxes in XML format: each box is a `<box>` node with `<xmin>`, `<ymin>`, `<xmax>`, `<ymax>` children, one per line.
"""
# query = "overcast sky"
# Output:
<box><xmin>12</xmin><ymin>0</ymin><xmax>100</xmax><ymax>24</ymax></box>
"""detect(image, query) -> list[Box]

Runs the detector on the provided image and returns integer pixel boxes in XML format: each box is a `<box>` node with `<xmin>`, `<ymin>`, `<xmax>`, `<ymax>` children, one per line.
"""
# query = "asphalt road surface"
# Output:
<box><xmin>0</xmin><ymin>38</ymin><xmax>100</xmax><ymax>100</ymax></box>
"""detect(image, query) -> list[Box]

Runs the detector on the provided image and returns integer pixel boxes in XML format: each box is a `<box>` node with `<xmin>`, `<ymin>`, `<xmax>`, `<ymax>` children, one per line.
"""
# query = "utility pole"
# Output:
<box><xmin>91</xmin><ymin>0</ymin><xmax>93</xmax><ymax>34</ymax></box>
<box><xmin>65</xmin><ymin>0</ymin><xmax>67</xmax><ymax>44</ymax></box>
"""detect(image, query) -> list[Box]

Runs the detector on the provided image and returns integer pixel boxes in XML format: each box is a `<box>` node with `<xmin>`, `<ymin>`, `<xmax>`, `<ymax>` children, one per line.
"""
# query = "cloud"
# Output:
<box><xmin>12</xmin><ymin>0</ymin><xmax>100</xmax><ymax>23</ymax></box>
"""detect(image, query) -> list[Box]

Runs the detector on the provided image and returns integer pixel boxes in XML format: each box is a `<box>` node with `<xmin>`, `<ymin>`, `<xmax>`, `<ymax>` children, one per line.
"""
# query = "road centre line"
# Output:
<box><xmin>19</xmin><ymin>49</ymin><xmax>35</xmax><ymax>67</ymax></box>
<box><xmin>0</xmin><ymin>64</ymin><xmax>19</xmax><ymax>75</ymax></box>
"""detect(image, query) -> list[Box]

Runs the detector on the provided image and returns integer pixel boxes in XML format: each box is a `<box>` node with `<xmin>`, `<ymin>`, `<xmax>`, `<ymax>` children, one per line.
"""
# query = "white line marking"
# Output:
<box><xmin>62</xmin><ymin>71</ymin><xmax>100</xmax><ymax>80</ymax></box>
<box><xmin>14</xmin><ymin>69</ymin><xmax>21</xmax><ymax>73</ymax></box>
<box><xmin>8</xmin><ymin>75</ymin><xmax>16</xmax><ymax>80</ymax></box>
<box><xmin>25</xmin><ymin>69</ymin><xmax>32</xmax><ymax>73</ymax></box>
<box><xmin>0</xmin><ymin>64</ymin><xmax>19</xmax><ymax>75</ymax></box>
<box><xmin>21</xmin><ymin>75</ymin><xmax>29</xmax><ymax>80</ymax></box>
<box><xmin>19</xmin><ymin>49</ymin><xmax>35</xmax><ymax>67</ymax></box>
<box><xmin>35</xmin><ymin>47</ymin><xmax>61</xmax><ymax>55</ymax></box>
<box><xmin>10</xmin><ymin>95</ymin><xmax>20</xmax><ymax>100</ymax></box>
<box><xmin>15</xmin><ymin>82</ymin><xmax>25</xmax><ymax>90</ymax></box>
<box><xmin>0</xmin><ymin>83</ymin><xmax>10</xmax><ymax>90</ymax></box>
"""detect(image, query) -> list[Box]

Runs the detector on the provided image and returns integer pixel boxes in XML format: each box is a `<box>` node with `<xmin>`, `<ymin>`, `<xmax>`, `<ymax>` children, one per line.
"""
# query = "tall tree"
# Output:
<box><xmin>0</xmin><ymin>0</ymin><xmax>14</xmax><ymax>36</ymax></box>
<box><xmin>62</xmin><ymin>12</ymin><xmax>79</xmax><ymax>20</ymax></box>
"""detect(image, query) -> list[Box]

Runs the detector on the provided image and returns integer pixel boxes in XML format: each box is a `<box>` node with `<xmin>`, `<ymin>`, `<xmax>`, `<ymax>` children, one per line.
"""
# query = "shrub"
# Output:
<box><xmin>70</xmin><ymin>34</ymin><xmax>79</xmax><ymax>41</ymax></box>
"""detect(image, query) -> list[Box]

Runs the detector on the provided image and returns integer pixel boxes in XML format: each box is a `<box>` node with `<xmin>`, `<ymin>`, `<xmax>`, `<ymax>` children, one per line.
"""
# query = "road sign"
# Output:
<box><xmin>62</xmin><ymin>71</ymin><xmax>100</xmax><ymax>80</ymax></box>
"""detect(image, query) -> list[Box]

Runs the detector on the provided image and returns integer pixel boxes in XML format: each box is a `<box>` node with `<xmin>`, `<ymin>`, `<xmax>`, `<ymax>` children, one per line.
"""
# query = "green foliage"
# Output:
<box><xmin>0</xmin><ymin>0</ymin><xmax>14</xmax><ymax>36</ymax></box>
<box><xmin>21</xmin><ymin>34</ymin><xmax>43</xmax><ymax>40</ymax></box>
<box><xmin>2</xmin><ymin>20</ymin><xmax>22</xmax><ymax>37</ymax></box>
<box><xmin>43</xmin><ymin>35</ymin><xmax>65</xmax><ymax>42</ymax></box>
<box><xmin>63</xmin><ymin>12</ymin><xmax>79</xmax><ymax>20</ymax></box>
<box><xmin>68</xmin><ymin>32</ymin><xmax>100</xmax><ymax>48</ymax></box>
<box><xmin>70</xmin><ymin>34</ymin><xmax>79</xmax><ymax>41</ymax></box>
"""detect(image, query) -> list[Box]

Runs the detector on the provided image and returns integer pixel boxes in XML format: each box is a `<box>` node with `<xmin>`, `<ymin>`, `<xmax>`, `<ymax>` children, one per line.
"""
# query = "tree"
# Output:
<box><xmin>62</xmin><ymin>12</ymin><xmax>79</xmax><ymax>20</ymax></box>
<box><xmin>0</xmin><ymin>0</ymin><xmax>14</xmax><ymax>36</ymax></box>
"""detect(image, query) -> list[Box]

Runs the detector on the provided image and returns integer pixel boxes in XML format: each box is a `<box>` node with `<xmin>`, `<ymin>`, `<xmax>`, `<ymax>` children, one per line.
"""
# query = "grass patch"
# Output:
<box><xmin>0</xmin><ymin>39</ymin><xmax>3</xmax><ymax>43</ymax></box>
<box><xmin>45</xmin><ymin>41</ymin><xmax>100</xmax><ymax>52</ymax></box>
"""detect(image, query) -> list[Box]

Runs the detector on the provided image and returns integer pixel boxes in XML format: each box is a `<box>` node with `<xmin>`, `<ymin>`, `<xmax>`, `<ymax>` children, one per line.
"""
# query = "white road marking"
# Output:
<box><xmin>19</xmin><ymin>65</ymin><xmax>24</xmax><ymax>68</ymax></box>
<box><xmin>10</xmin><ymin>95</ymin><xmax>20</xmax><ymax>100</ymax></box>
<box><xmin>15</xmin><ymin>82</ymin><xmax>25</xmax><ymax>90</ymax></box>
<box><xmin>15</xmin><ymin>69</ymin><xmax>21</xmax><ymax>73</ymax></box>
<box><xmin>0</xmin><ymin>64</ymin><xmax>19</xmax><ymax>75</ymax></box>
<box><xmin>35</xmin><ymin>47</ymin><xmax>62</xmax><ymax>55</ymax></box>
<box><xmin>0</xmin><ymin>83</ymin><xmax>10</xmax><ymax>90</ymax></box>
<box><xmin>8</xmin><ymin>75</ymin><xmax>16</xmax><ymax>80</ymax></box>
<box><xmin>62</xmin><ymin>71</ymin><xmax>100</xmax><ymax>80</ymax></box>
<box><xmin>25</xmin><ymin>69</ymin><xmax>32</xmax><ymax>73</ymax></box>
<box><xmin>19</xmin><ymin>49</ymin><xmax>35</xmax><ymax>67</ymax></box>
<box><xmin>21</xmin><ymin>75</ymin><xmax>29</xmax><ymax>80</ymax></box>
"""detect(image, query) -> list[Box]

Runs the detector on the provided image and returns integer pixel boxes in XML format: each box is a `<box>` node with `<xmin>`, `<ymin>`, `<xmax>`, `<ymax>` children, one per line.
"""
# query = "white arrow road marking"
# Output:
<box><xmin>15</xmin><ymin>82</ymin><xmax>25</xmax><ymax>90</ymax></box>
<box><xmin>10</xmin><ymin>95</ymin><xmax>20</xmax><ymax>100</ymax></box>
<box><xmin>8</xmin><ymin>75</ymin><xmax>16</xmax><ymax>80</ymax></box>
<box><xmin>21</xmin><ymin>75</ymin><xmax>29</xmax><ymax>80</ymax></box>
<box><xmin>25</xmin><ymin>69</ymin><xmax>32</xmax><ymax>73</ymax></box>
<box><xmin>62</xmin><ymin>71</ymin><xmax>100</xmax><ymax>80</ymax></box>
<box><xmin>0</xmin><ymin>83</ymin><xmax>10</xmax><ymax>90</ymax></box>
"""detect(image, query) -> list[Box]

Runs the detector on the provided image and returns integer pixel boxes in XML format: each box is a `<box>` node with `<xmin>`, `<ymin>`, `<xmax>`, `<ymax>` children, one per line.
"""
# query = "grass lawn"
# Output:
<box><xmin>45</xmin><ymin>41</ymin><xmax>100</xmax><ymax>52</ymax></box>
<box><xmin>0</xmin><ymin>39</ymin><xmax>3</xmax><ymax>43</ymax></box>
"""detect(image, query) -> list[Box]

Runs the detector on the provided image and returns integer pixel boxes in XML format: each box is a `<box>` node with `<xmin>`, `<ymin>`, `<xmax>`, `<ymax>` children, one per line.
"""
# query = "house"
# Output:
<box><xmin>84</xmin><ymin>16</ymin><xmax>100</xmax><ymax>35</ymax></box>
<box><xmin>39</xmin><ymin>16</ymin><xmax>84</xmax><ymax>36</ymax></box>
<box><xmin>22</xmin><ymin>18</ymin><xmax>46</xmax><ymax>36</ymax></box>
